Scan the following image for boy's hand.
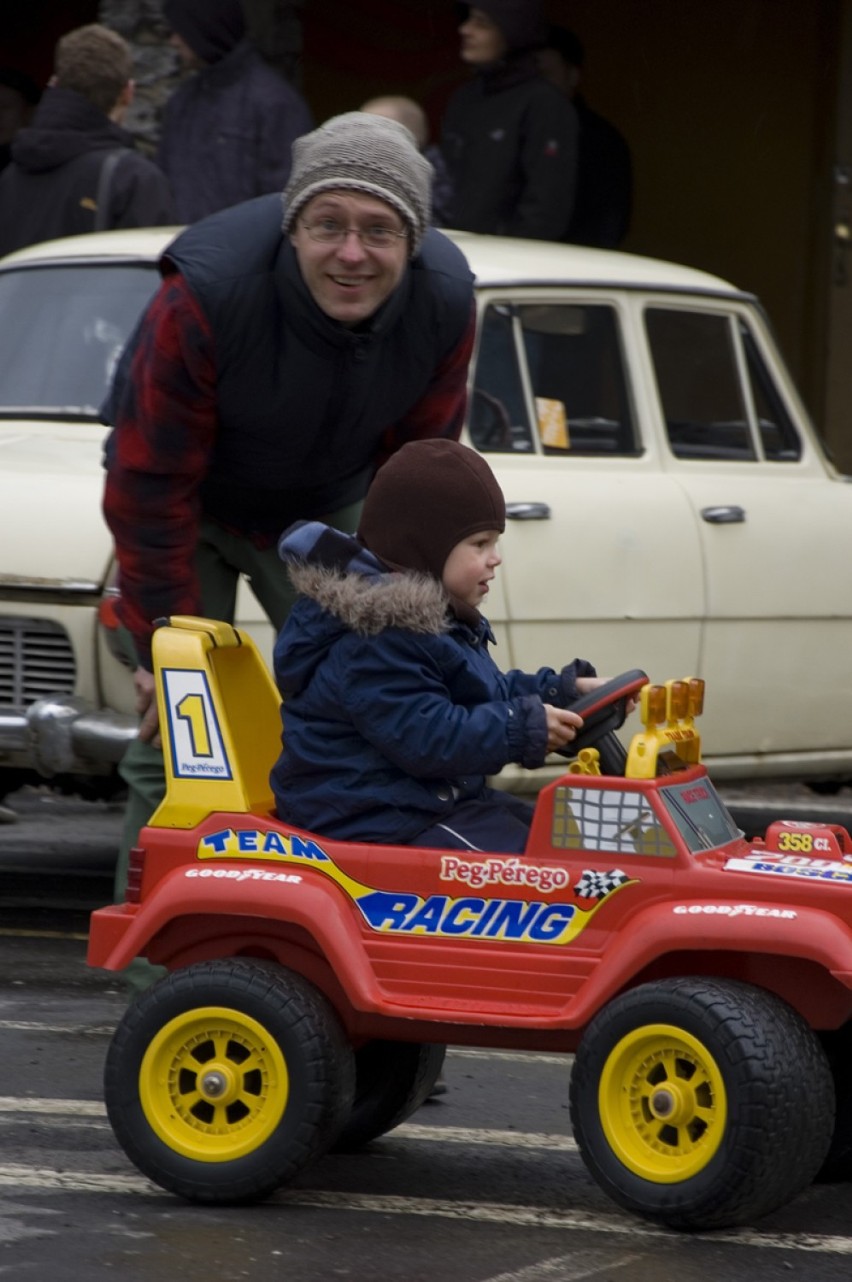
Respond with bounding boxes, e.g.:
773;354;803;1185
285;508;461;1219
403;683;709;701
543;703;583;752
576;675;639;715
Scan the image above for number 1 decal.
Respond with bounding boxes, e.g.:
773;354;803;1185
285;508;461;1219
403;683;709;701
162;669;233;781
176;693;212;758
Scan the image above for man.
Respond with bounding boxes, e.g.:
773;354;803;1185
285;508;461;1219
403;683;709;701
441;0;577;240
157;0;313;222
0;25;174;257
538;25;632;248
102;112;476;968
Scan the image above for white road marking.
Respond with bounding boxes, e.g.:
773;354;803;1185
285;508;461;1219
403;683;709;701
0;1166;846;1258
483;1251;640;1282
0;1107;845;1256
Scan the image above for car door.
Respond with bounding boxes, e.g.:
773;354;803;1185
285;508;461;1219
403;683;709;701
465;292;704;687
642;297;852;758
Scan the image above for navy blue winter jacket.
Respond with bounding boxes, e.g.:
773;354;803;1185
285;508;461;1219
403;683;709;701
157;40;313;222
270;522;596;843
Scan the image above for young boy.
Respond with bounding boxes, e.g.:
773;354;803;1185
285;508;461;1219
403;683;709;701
271;439;603;854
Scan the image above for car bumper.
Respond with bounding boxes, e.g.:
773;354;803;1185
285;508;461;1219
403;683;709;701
0;697;137;777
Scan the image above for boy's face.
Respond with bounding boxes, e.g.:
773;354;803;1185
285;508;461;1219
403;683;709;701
442;530;502;608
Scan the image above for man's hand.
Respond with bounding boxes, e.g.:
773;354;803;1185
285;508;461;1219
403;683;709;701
543;703;583;752
133;666;161;748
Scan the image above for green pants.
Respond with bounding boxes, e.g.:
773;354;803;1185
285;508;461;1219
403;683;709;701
113;506;362;992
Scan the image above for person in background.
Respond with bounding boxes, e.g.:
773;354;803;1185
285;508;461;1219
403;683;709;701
0;26;174;258
537;25;632;249
441;0;577;241
0;68;41;172
157;0;313;222
102;111;476;992
361;94;454;227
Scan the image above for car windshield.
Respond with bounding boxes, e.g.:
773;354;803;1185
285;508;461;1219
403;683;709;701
0;261;159;418
659;777;742;852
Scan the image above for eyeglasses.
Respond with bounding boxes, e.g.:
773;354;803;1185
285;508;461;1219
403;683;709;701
300;217;408;249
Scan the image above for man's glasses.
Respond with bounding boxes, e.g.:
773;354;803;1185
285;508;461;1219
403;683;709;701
300;217;408;249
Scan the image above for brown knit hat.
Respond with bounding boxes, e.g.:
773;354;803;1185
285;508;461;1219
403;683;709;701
358;440;505;580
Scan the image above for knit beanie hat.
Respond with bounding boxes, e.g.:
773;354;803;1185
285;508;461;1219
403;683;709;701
457;0;547;53
358;440;505;580
283;112;433;256
162;0;246;65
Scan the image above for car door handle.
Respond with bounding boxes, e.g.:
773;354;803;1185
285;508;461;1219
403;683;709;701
700;505;746;524
506;502;552;520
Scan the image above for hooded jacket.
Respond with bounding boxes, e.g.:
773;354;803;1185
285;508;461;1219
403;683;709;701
442;0;577;240
157;29;313;222
270;521;595;843
0;85;175;257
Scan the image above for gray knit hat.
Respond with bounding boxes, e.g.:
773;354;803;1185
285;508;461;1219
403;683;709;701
282;112;433;256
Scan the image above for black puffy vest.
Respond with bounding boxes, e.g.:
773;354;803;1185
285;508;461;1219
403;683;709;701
162;194;474;534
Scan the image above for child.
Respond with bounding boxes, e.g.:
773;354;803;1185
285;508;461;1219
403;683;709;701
271;439;603;854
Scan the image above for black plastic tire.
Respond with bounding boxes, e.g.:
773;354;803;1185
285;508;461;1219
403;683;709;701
817;1021;852;1181
569;977;834;1230
331;1041;446;1152
104;959;355;1204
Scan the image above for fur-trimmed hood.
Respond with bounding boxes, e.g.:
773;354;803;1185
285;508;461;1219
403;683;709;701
277;519;470;700
288;561;451;637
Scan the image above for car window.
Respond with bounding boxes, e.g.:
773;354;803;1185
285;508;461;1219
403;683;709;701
469;301;639;457
739;320;802;461
551;784;677;858
645;307;757;460
0;263;159;418
658;778;742;852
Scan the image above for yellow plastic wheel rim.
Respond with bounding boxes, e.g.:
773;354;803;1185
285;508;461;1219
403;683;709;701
139;1006;289;1163
598;1022;727;1183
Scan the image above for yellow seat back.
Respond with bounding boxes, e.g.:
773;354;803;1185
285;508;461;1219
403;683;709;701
149;617;281;828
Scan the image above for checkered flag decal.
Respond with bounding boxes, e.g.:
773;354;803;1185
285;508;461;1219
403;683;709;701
574;869;630;900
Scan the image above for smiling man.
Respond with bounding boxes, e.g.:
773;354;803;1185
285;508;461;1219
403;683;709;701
101;112;475;955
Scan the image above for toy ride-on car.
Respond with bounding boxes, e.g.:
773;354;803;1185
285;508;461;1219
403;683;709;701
87;617;852;1230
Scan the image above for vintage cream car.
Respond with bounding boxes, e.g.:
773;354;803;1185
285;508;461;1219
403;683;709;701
0;227;850;800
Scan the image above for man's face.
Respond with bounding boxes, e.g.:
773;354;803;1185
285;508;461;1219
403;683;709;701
290;191;409;327
459;9;508;66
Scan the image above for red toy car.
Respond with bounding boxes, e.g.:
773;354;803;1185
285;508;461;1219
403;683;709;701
87;617;852;1229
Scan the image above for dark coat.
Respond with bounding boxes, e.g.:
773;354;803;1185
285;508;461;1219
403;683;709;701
0;86;175;257
441;55;577;240
270;521;595;843
157;40;313;222
566;95;632;249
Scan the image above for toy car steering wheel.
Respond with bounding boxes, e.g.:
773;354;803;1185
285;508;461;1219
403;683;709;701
555;669;649;774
